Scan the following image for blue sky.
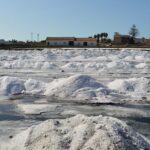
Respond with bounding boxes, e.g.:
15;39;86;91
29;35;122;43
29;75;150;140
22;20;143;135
0;0;150;41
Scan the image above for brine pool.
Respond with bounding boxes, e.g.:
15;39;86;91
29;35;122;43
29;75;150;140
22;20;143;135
0;94;149;143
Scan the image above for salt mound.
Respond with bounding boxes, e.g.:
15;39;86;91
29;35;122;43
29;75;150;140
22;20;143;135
24;79;46;94
61;63;84;72
108;77;150;96
135;55;145;61
45;75;108;98
0;76;47;96
0;76;25;96
106;61;131;70
135;63;148;69
6;115;150;150
42;62;59;70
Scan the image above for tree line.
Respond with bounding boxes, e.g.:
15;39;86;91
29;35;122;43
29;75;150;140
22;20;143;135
94;33;111;45
93;24;140;45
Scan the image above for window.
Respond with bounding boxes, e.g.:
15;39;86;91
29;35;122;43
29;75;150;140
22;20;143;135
69;41;74;46
83;42;88;46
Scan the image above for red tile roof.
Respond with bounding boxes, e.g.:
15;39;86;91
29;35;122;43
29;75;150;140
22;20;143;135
46;37;96;42
75;38;96;42
46;37;75;41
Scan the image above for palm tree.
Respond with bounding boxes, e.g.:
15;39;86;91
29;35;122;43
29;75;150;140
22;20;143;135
104;33;108;39
94;34;100;45
100;33;103;41
100;33;108;42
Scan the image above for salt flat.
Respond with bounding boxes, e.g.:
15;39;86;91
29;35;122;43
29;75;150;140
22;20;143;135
0;48;150;149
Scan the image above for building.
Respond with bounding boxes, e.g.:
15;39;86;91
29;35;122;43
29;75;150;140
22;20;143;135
74;38;97;46
46;37;97;47
134;38;145;44
144;38;150;45
0;39;13;45
0;39;6;44
114;32;146;45
113;32;130;44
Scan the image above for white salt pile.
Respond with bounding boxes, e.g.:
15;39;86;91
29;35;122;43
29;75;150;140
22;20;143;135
0;76;46;96
108;77;150;97
61;63;84;72
0;76;25;96
0;75;113;100
1;75;150;101
0;49;150;73
135;63;148;69
45;75;111;99
24;79;46;94
1;75;150;102
3;114;150;150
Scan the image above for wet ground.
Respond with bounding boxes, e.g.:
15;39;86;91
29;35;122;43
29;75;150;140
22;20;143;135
0;48;150;144
0;93;150;142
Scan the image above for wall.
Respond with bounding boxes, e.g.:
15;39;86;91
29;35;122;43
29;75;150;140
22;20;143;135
47;40;97;46
144;39;150;45
113;35;122;44
47;41;69;46
0;39;6;44
74;41;97;46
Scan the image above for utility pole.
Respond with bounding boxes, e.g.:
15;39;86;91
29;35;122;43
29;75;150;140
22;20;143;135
31;32;33;42
37;33;40;42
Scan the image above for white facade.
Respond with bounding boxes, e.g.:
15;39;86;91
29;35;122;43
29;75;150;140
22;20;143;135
74;41;97;46
0;39;6;44
135;38;144;44
47;41;69;46
46;37;97;47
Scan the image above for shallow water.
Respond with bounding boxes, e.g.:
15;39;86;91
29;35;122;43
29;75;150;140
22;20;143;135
0;94;149;140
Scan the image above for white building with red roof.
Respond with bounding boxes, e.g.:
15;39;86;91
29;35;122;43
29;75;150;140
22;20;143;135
46;37;97;46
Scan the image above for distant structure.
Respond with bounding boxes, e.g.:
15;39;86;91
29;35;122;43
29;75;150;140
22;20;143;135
113;32;145;45
37;33;40;42
0;39;12;45
31;32;33;42
134;38;145;44
0;39;6;44
46;37;97;47
144;38;150;45
113;32;130;44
